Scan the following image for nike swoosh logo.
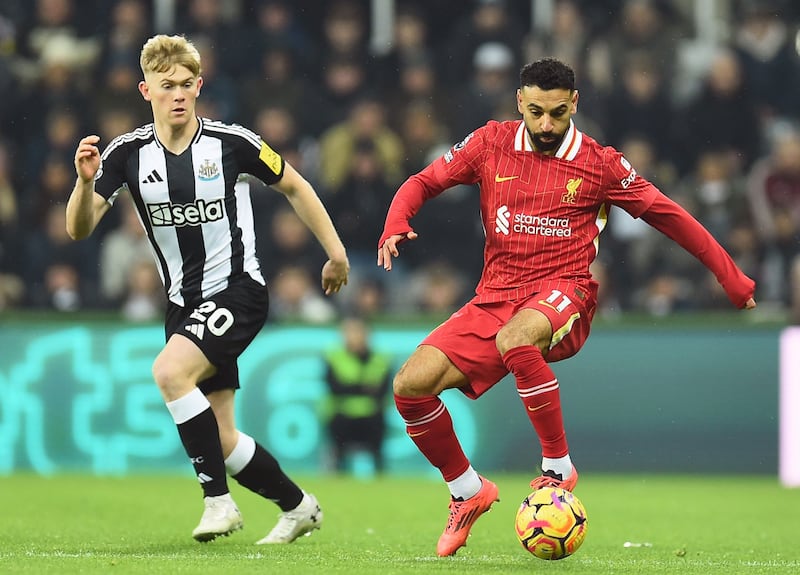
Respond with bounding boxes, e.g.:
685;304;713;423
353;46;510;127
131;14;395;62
408;429;430;438
528;402;552;412
495;174;519;183
538;301;560;313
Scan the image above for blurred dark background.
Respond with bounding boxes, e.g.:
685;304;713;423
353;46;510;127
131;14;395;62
1;0;800;324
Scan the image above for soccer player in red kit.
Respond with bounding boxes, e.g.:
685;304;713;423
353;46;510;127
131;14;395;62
377;58;757;557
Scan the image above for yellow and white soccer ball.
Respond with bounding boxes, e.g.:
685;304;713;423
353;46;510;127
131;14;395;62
514;486;588;560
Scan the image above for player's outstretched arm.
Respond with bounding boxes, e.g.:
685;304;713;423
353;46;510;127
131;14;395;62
273;162;349;294
66;135;111;240
640;193;757;310
377;159;456;270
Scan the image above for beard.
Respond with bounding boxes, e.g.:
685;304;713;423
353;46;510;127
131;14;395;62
528;128;565;152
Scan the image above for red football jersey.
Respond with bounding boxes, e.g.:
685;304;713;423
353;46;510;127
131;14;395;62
382;120;658;303
381;119;755;307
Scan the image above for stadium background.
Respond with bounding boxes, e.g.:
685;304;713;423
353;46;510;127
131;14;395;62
0;0;797;479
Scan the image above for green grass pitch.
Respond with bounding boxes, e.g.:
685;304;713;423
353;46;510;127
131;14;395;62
1;473;798;574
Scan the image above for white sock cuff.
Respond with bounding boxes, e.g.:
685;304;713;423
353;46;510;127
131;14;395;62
542;454;573;477
446;465;482;500
225;432;256;475
165;388;210;424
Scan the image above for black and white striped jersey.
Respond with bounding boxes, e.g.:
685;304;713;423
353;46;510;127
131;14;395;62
94;117;284;306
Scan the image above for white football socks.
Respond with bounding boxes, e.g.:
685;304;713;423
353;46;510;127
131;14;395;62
542;455;573;479
447;465;483;500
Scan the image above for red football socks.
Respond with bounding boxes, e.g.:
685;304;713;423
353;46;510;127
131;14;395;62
394;394;470;481
503;345;569;458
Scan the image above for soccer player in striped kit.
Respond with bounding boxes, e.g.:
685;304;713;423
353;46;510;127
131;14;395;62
378;57;756;557
67;35;349;544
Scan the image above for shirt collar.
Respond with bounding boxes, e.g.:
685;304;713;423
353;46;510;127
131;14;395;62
514;119;582;160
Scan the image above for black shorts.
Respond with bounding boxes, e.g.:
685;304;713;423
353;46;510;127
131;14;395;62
165;276;269;394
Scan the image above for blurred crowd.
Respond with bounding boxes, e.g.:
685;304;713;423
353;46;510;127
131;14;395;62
1;0;800;323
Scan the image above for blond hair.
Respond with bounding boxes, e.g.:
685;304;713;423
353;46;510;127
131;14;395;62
139;34;202;77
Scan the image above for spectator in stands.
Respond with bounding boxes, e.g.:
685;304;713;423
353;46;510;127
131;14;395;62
602;51;672;160
0;12;20;136
449;42;517;138
585;0;685;101
183;0;247;79
240;43;309;130
270;263;338;324
22;154;75;231
23;99;85;183
251;104;306;172
96;107;139;148
601;136;675;311
310;55;370;136
0;139;24;309
0;139;18;229
372;4;432;93
92;58;151;127
120;259;164;322
318;96;404;193
258;205;327;285
673;47;761;176
442;0;526;85
25;204;97;309
325;137;401;315
398;100;451;176
523;0;589;81
18;0;85;62
747;126;800;306
317;0;369;66
98;195;153;306
733;1;800;125
99;0;151;71
674;150;751;248
328;138;396;258
192;37;237;123
408;261;470;316
17;35;94;186
385;52;451;146
248;0;315;74
345;277;386;319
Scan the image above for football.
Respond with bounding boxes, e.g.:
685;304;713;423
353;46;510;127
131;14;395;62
514;486;588;560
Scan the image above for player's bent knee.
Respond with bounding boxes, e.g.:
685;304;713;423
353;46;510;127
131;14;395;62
496;321;549;356
393;367;438;398
496;327;528;356
151;356;189;399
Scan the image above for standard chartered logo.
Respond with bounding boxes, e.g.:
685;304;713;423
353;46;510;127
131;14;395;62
494;205;573;237
495;205;511;235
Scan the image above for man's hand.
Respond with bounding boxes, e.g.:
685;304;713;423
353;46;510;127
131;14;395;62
321;258;349;295
74;135;101;182
378;231;418;271
743;297;757;310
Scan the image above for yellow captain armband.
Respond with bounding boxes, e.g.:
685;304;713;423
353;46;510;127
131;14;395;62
258;141;282;176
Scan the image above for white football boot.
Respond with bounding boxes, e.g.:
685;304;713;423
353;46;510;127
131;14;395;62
256;492;323;544
192;493;244;542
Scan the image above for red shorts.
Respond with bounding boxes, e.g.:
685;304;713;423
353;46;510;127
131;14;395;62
421;281;597;399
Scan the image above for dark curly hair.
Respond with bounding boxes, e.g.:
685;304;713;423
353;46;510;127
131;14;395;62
519;58;575;91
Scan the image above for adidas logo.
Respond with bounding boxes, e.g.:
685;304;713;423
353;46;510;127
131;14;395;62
142;169;164;184
185;323;205;340
197;473;214;484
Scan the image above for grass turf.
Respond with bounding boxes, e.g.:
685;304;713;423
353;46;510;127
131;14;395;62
1;473;798;574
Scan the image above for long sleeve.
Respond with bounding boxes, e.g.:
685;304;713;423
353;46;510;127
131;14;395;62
377;162;450;248
640;192;755;308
